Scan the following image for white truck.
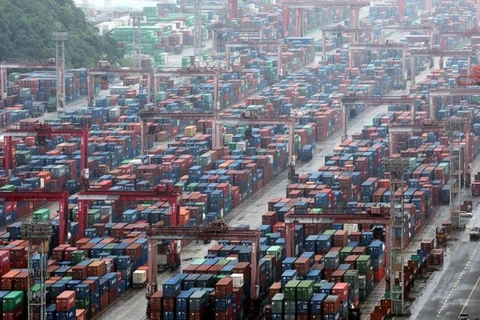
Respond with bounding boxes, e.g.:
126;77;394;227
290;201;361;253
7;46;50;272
132;270;148;288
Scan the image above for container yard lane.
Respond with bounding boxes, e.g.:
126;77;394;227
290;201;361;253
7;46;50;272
408;151;480;320
412;233;480;319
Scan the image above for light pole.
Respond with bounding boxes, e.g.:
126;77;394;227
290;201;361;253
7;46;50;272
445;117;467;229
21;222;53;320
383;157;410;316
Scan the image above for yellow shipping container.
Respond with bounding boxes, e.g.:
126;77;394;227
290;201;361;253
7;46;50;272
184;125;197;137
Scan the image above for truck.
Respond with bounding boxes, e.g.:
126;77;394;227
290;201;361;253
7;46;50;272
436;226;447;245
157;241;181;271
299;145;313;162
132;270;148;288
470;227;480;241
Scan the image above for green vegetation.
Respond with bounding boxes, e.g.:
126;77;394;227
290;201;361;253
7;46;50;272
0;0;122;67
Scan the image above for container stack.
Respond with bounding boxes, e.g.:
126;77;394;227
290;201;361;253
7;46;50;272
215;277;234;320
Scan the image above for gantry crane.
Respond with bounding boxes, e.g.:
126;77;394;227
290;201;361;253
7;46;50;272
440;29;480;38
387;119;447;158
77;184;182;250
225;40;285;77
409;48;473;83
0;59;57;101
342;93;416;116
87;65;153;106
152;67;222;108
0;191;70;244
381;25;433;45
320;26;375;59
428;87;474;166
340;93;417;140
137;110;217;154
284;209;391;259
211;22;269;57
348;43;408;80
216;112;297;167
3;122;89;187
147;223;262;316
279;0;371;38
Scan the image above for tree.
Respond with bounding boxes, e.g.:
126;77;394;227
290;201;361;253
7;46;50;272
0;0;122;67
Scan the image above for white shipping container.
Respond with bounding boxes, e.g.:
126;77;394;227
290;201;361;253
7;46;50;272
133;270;147;285
157;254;168;266
224;134;233;144
344;224;359;233
109;108;121;118
100;206;113;217
236;141;247;151
231;273;244;288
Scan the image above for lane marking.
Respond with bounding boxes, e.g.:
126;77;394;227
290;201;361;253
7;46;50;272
459;272;480;316
437;243;480;317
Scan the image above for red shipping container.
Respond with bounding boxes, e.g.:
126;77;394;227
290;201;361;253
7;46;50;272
100;292;109;311
323;295;340;314
76;309;87;320
150;310;162;320
189;309;207;320
1;270;21;290
109;286;117;303
215;277;233;298
9;247;26;260
2;305;24;320
56;291;76;311
332;283;349;302
294;257;311;276
331;269;346;283
150;290;163;312
215;305;233;320
125;243;142;261
0;250;11;277
72;266;88;280
12;272;29;291
87;261;107;277
64;247;78;261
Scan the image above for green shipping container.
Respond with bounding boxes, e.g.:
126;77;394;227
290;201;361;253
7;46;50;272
284;280;301;300
72;250;88;265
33;208;51;222
87;209;101;225
339;247;353;263
102;243;117;254
76;298;90;309
192;259;206;265
323;230;336;236
356;255;372;272
296;280;314;301
0;185;16;191
344;270;360;288
266;246;283;261
3;291;24;311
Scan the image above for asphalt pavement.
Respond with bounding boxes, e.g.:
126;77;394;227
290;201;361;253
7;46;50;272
407;154;480;320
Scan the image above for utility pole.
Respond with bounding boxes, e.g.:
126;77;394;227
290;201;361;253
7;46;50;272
52;32;68;118
446;117;467;229
104;0;113;19
383;157;410;316
131;12;144;68
21;222;53;320
193;0;202;64
82;0;89;13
